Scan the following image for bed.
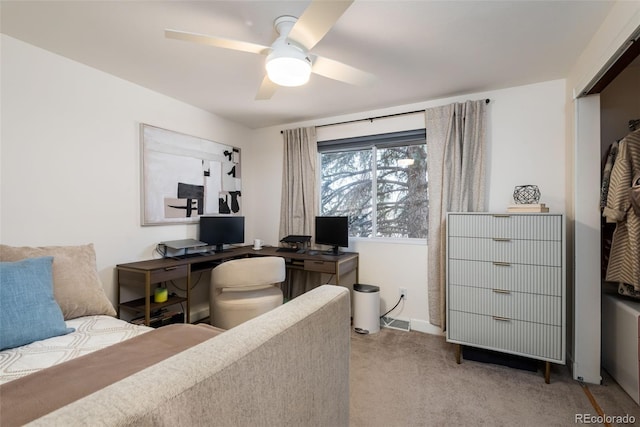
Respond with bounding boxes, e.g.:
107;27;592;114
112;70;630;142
0;243;351;426
0;315;153;385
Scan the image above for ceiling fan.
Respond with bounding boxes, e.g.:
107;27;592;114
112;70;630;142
165;0;375;100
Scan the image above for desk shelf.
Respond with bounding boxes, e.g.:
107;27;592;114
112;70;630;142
116;262;193;327
119;295;187;314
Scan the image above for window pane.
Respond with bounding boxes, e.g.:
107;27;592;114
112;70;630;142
320;139;428;240
320;150;372;237
376;145;428;238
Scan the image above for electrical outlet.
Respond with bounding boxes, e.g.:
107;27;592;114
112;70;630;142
399;287;407;300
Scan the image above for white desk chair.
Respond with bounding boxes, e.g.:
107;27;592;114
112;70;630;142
209;256;285;329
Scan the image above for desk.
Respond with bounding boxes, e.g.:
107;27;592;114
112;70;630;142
116;246;359;326
251;247;359;286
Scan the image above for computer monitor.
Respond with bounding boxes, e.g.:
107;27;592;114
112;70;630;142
199;216;245;253
315;216;349;255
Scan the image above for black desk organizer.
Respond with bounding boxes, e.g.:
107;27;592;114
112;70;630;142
279;235;311;252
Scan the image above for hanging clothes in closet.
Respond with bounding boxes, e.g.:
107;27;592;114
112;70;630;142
603;127;640;295
601;140;619;277
601;141;619;209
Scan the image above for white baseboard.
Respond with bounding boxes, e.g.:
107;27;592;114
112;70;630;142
189;306;210;323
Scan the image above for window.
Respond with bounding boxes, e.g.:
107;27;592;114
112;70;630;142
318;129;427;239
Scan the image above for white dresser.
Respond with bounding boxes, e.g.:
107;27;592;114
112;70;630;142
446;212;565;383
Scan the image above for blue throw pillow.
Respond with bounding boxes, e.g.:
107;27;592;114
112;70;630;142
0;256;74;350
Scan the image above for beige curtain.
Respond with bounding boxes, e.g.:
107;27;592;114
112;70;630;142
425;100;487;328
279;127;321;299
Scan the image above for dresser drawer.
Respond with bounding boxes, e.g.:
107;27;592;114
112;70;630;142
448;259;562;296
447;311;563;362
448;213;562;240
448;237;562;266
304;259;336;274
448;285;562;325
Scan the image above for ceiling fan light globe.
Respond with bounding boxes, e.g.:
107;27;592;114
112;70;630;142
266;49;312;87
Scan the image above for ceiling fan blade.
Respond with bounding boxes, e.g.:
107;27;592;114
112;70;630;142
255;76;279;100
165;29;270;55
312;56;376;87
288;0;354;50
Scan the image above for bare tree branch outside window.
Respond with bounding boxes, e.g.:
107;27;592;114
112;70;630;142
321;144;427;239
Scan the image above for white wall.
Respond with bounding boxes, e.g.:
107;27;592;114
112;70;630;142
248;79;567;334
1;35;252;320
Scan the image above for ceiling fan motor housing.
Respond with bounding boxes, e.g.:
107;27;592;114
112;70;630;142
266;16;312;87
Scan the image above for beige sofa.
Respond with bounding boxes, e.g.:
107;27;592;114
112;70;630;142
30;285;351;426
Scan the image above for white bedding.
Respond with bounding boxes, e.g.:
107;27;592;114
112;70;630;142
0;315;152;384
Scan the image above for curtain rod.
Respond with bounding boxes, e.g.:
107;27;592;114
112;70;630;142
280;98;490;134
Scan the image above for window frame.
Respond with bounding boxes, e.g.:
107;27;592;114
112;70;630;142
317;129;427;242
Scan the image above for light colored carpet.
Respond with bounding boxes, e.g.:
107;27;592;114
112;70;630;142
350;328;640;426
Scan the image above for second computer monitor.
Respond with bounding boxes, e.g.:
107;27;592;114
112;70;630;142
315;216;349;255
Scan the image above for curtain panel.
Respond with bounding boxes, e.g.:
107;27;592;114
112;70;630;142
425;100;487;328
279;127;321;298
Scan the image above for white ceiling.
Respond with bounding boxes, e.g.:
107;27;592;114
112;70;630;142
1;1;616;129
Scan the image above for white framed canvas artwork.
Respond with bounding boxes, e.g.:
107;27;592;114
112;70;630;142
141;124;241;225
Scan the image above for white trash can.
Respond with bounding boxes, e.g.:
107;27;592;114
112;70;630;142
353;283;380;334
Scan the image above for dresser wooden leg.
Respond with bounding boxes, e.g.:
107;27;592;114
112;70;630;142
544;361;551;384
455;344;461;364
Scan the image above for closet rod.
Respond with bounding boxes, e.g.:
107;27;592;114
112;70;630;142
280;98;490;134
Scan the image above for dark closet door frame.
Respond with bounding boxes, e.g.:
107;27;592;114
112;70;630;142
583;31;640;96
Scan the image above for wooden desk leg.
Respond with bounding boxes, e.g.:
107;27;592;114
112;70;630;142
116;270;121;319
186;269;191;324
544;361;551;384
455;344;461;364
144;272;151;326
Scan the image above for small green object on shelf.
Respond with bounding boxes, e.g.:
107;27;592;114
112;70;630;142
154;287;168;303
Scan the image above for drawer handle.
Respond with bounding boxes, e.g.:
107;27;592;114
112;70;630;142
312;261;325;265
493;261;511;267
492;288;511;294
492;214;511;218
492;316;511;322
492;238;511;242
164;267;178;271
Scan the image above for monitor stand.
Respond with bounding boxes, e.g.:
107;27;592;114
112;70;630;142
325;246;343;256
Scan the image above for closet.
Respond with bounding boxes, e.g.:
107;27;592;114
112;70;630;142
598;53;640;404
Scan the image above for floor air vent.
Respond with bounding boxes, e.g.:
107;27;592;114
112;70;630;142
380;316;410;332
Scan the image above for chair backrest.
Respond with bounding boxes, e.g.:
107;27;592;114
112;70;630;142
211;257;286;291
